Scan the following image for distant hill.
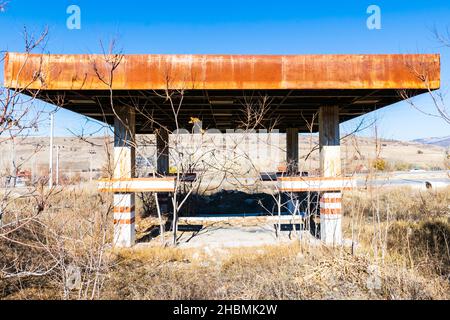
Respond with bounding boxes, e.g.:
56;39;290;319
413;136;450;148
0;134;448;177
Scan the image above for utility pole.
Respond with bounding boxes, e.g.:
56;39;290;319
56;146;60;186
89;149;96;183
32;149;37;184
49;113;54;188
10;138;16;187
32;143;41;184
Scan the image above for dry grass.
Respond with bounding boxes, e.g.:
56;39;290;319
344;186;450;221
101;244;449;300
0;186;114;300
387;220;450;276
1;186;449;300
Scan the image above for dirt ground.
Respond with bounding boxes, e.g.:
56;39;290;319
165;227;320;249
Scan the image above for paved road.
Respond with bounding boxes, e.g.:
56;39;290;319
354;170;449;189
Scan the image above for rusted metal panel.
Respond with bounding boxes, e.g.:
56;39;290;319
4;53;440;91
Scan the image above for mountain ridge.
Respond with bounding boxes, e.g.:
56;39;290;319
413;135;450;148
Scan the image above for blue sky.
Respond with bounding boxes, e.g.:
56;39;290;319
0;0;449;140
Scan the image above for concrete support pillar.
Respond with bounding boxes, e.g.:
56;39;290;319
286;128;299;175
156;129;170;214
113;106;136;247
319;106;341;177
113;193;136;247
319;106;342;245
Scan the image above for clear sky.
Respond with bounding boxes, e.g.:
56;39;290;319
1;0;449;140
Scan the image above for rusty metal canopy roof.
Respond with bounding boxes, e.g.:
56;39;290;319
4;53;440;132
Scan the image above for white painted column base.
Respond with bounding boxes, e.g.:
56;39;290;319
320;192;342;246
113;193;136;248
320;214;342;246
113;107;136;248
321;145;341;177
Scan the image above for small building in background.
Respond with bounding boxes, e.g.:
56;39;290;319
3;170;31;188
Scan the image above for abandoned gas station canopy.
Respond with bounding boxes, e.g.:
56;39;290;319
3;53;440;132
3;52;441;247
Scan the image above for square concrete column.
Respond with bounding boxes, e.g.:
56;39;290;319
286;128;299;175
113;106;136;247
319;106;342;245
156;128;170;214
319;106;341;177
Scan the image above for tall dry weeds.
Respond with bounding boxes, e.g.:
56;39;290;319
1;187;449;300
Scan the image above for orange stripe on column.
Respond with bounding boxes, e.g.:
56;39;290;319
114;217;136;225
320;198;342;204
114;206;136;213
320;208;342;214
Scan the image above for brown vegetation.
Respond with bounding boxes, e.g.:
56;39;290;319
1;187;449;300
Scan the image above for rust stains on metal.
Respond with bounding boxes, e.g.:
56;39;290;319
4;53;440;91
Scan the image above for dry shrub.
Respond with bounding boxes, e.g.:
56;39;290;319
372;158;387;171
1;187;114;300
101;244;449;300
136;192;157;218
2;187;449;300
0;221;59;299
345;187;450;221
387;219;450;276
